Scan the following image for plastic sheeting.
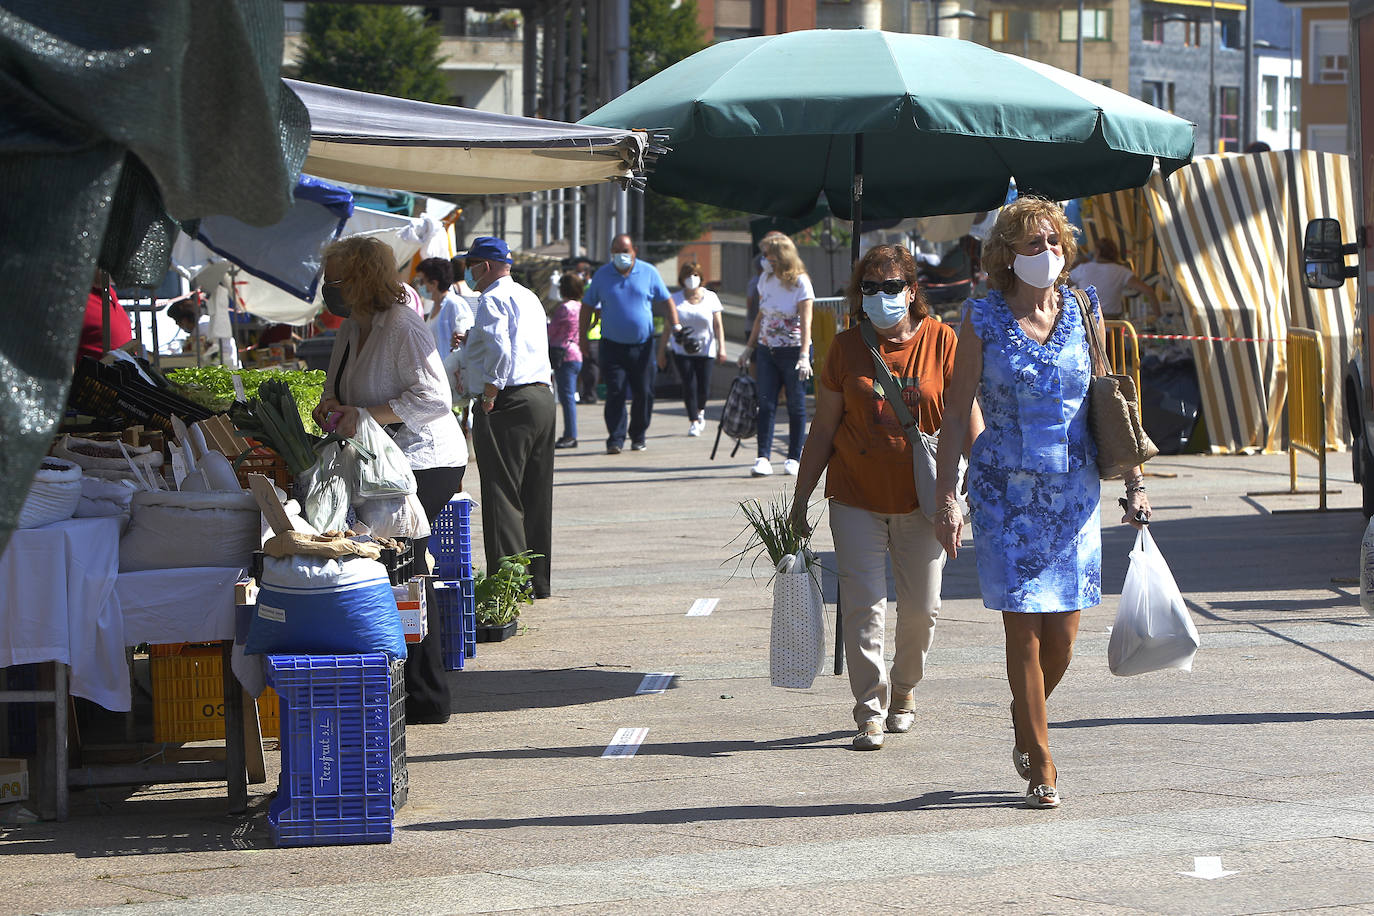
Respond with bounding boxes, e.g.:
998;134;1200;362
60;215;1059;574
0;1;308;553
193;175;354;301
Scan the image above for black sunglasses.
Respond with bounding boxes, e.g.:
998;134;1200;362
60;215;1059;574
859;279;907;296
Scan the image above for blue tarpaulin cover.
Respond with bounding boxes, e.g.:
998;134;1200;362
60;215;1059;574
193;175;354;301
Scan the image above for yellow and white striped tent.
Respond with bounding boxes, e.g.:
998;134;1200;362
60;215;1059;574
1082;151;1358;454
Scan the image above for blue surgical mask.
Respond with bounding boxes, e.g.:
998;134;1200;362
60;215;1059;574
612;252;634;271
862;292;909;328
414;280;430;298
465;263;484;290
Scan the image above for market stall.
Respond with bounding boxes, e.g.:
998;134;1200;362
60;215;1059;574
1079;150;1359;455
0;380;469;841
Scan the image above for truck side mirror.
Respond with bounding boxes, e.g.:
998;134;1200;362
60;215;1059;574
1303;217;1347;260
1305;259;1352;290
1302;218;1359;289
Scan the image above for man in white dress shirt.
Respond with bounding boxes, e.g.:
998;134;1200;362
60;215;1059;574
462;236;556;598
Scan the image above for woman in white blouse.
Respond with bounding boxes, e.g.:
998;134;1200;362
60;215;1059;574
313;235;466;725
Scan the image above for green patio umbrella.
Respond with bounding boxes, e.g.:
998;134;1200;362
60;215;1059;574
582;29;1195;262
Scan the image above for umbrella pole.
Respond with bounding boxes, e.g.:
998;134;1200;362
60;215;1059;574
850;134;864;267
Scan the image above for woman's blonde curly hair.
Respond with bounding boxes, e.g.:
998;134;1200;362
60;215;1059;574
982;196;1077;292
760;234;808;290
323;235;407;316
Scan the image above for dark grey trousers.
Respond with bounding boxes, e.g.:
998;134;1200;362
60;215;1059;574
473;383;556;597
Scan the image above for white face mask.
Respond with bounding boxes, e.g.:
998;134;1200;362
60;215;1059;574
683;275;701;290
1012;248;1065;289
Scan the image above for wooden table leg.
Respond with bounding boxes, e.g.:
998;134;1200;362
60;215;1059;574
221;641;247;814
242;689;266;785
32;662;70;821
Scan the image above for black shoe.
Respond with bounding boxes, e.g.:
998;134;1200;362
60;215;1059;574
606;442;623;454
406;708;451;726
555;437;578;449
631;441;647;451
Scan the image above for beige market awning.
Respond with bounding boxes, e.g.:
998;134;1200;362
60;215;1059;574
287;79;655;195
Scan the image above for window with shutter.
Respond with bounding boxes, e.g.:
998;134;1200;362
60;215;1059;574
1310;20;1349;84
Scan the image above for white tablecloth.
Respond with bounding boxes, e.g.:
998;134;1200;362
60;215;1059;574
0;518;126;710
1;516;244;712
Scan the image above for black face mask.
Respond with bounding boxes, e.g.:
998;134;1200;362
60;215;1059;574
322;283;351;318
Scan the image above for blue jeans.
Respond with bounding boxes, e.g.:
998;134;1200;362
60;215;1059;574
554;359;581;440
755;344;807;460
600;337;654;447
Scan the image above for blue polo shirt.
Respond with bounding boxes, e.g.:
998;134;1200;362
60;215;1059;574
583;260;670;344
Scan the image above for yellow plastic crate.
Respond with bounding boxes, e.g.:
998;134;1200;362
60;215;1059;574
150;651;279;741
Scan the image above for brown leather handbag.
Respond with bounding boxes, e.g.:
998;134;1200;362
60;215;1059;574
1074;289;1158;479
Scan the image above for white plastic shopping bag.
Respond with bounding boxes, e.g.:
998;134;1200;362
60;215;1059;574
1108;528;1199;676
348;411;417;499
770;549;826;689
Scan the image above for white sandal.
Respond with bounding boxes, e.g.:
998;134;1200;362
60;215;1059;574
1025;784;1060;809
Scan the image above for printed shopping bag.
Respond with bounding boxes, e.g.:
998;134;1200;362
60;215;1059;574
1108;528;1199;676
770;549;825;688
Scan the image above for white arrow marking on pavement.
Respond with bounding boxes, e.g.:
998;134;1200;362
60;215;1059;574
1179;856;1237;880
602;727;648;758
635;673;675;694
687;598;718;617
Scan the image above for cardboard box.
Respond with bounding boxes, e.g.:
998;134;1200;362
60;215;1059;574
0;758;29;803
394;581;428;644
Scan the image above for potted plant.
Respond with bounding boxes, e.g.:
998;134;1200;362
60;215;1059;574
474;550;540;641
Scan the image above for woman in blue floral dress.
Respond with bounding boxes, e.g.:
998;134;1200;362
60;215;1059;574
933;197;1152;810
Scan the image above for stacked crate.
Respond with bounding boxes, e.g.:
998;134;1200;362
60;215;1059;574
266;654;394;847
388;657;408;811
431;495;476;670
150;643;279;741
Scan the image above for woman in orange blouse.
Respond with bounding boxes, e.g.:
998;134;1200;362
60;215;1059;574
789;245;981;751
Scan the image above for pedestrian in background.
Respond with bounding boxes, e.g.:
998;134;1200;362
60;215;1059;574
658;261;726;437
463;236;556;600
549;272;584;449
788;245;976;751
738;233;814;477
581;234;678;454
1068;237;1160;322
414;256;473;365
933;197;1152;809
572;258;601;405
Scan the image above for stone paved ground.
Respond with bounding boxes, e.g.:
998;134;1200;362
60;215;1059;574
3;395;1373;916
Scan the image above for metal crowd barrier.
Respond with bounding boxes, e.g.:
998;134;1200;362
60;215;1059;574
1285;327;1329;509
1103;319;1141;395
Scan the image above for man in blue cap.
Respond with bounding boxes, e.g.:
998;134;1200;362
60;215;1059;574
462;236;555;598
580;234;679;454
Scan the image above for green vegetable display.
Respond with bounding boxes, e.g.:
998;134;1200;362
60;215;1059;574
229;379;323;477
168;367;325;434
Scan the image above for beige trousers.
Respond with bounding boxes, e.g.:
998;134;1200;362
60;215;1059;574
829;500;945;726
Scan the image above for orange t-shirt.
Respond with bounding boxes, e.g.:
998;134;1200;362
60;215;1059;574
820;318;959;515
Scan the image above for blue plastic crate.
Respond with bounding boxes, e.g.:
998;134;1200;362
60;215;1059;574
432;496;473;580
435;578;476;671
266;654;393;847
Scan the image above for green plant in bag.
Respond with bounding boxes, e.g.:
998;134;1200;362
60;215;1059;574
726;491;824;587
474;550;541;625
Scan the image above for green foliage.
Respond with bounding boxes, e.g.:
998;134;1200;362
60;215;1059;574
630;0;736;246
474;551;542;625
629;0;705;88
296;4;448;103
643;190;733;248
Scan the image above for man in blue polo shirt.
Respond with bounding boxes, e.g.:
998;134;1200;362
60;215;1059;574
580;234;677;454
